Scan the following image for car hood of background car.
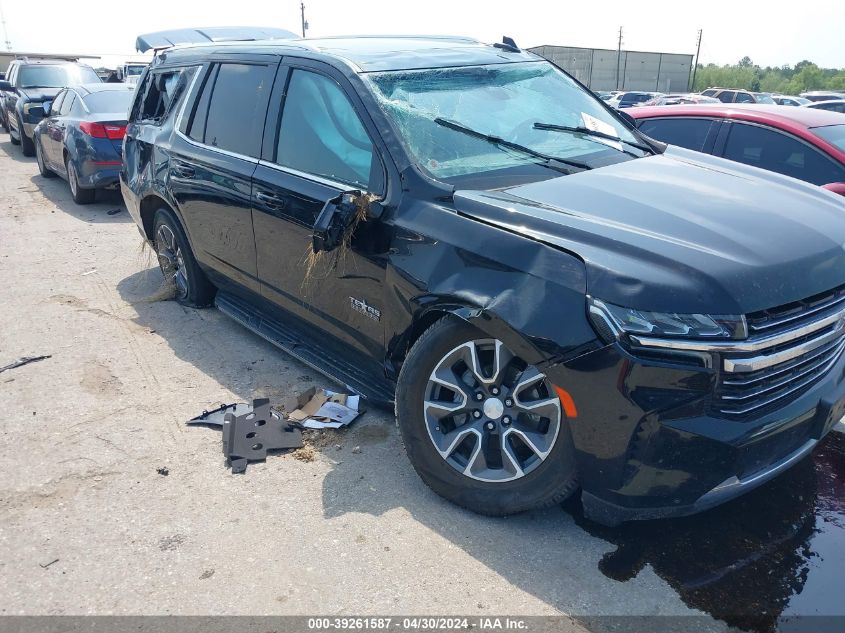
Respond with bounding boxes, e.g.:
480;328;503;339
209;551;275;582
18;87;61;102
453;145;845;315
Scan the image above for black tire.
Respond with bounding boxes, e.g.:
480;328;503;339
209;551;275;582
18;115;35;156
395;316;579;516
153;207;216;308
66;156;95;204
35;138;55;178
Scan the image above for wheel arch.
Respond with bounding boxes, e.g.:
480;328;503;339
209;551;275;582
389;300;558;379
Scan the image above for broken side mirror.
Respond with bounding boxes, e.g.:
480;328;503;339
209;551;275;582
312;191;382;254
822;182;845;197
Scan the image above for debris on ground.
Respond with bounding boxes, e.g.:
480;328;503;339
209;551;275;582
0;355;52;374
106;208;122;215
292;445;318;462
287;388;362;429
39;559;59;569
352;446;362;454
188;399;303;473
156;467;169;476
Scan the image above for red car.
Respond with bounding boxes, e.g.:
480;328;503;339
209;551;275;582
629;104;845;196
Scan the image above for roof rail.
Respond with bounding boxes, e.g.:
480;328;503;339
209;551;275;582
136;26;298;53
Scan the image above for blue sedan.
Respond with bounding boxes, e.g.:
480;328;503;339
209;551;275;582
33;83;134;204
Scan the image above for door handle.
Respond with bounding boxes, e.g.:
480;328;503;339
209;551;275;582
171;163;195;178
255;190;288;211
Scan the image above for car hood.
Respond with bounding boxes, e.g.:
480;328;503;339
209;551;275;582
18;87;61;102
453;146;845;314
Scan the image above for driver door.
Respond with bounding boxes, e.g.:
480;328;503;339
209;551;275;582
252;59;388;360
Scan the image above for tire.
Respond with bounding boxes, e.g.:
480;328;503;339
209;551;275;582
66;156;95;204
35;138;55;178
18;115;34;156
9;120;20;144
395;316;579;516
153;207;216;308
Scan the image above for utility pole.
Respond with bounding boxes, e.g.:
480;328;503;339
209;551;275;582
0;0;12;52
690;29;703;92
615;26;623;90
300;2;309;38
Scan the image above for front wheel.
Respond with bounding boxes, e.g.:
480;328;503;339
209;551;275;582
395;316;579;516
18;115;35;156
35;138;54;178
153;208;216;307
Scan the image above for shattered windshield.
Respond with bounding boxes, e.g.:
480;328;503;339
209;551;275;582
366;61;643;182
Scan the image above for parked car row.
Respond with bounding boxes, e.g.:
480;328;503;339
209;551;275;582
630;103;845;195
112;29;845;527
0;58;134;204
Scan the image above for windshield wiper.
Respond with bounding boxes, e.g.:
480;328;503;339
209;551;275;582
533;122;654;154
434;117;592;172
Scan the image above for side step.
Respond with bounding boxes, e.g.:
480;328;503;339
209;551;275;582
215;292;395;407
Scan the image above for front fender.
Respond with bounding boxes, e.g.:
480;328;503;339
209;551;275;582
385;200;602;375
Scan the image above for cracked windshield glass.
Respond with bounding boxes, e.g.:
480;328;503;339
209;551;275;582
366;61;646;181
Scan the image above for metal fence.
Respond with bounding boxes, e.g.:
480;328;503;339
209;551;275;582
529;45;693;93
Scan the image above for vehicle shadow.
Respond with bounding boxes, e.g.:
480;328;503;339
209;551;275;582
0;134;129;223
30;170;130;225
0;135;35;165
116;266;844;632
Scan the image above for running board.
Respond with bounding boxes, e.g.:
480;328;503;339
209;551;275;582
215;292;395;407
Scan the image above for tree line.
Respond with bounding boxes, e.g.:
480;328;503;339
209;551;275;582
692;58;845;95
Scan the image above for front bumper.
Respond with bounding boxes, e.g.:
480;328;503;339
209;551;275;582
548;341;845;526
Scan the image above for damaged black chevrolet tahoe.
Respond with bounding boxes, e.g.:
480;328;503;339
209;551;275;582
121;33;845;526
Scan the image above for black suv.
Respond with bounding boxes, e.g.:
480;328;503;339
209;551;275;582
0;59;101;155
122;33;845;526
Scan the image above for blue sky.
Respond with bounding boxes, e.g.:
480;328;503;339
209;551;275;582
1;0;843;69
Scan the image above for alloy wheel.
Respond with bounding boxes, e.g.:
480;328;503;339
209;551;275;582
423;338;561;483
155;224;189;298
68;161;79;196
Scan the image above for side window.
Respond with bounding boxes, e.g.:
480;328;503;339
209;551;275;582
50;91;66;116
736;92;755;104
723;123;845;186
637;117;715;152
59;93;76;116
275;69;375;189
196;63;273;157
717;91;736;103
132;67;194;124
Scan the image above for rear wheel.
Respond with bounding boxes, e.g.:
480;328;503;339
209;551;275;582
66;157;95;204
35;138;54;178
396;316;579;515
153;207;216;307
18;115;34;156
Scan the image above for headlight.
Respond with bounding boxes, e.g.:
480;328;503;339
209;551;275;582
588;297;747;340
22;103;43;115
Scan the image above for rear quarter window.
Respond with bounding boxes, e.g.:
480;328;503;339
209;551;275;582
130;67;196;125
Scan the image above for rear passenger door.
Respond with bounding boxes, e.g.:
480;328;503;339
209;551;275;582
251;59;388;359
169;58;279;295
716;122;845;186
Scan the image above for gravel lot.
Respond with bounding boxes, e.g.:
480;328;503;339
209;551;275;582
1;134;841;632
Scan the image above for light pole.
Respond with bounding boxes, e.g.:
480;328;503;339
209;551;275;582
615;27;623;90
690;29;702;92
300;2;309;38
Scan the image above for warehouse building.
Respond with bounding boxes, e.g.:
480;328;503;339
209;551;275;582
529;45;694;92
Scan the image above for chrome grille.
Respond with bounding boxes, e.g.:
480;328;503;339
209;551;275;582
714;288;845;418
746;284;845;335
